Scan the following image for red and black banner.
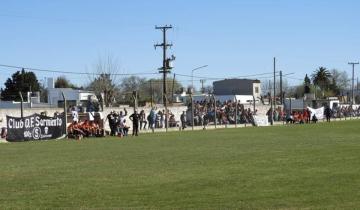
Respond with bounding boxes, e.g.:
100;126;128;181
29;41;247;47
6;113;66;142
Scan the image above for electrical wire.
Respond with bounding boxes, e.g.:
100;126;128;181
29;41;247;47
0;64;158;76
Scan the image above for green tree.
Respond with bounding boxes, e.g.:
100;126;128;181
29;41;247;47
55;76;79;89
118;77;183;105
304;74;311;94
117;76;147;105
287;84;305;99
140;78;183;104
1;69;40;101
311;67;332;97
120;76;147;94
329;69;349;95
304;74;311;85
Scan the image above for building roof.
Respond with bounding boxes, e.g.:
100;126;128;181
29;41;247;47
213;78;261;84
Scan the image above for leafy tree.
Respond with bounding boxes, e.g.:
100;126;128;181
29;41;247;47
304;74;311;94
116;76;147;105
113;76;183;105
120;76;147;94
311;67;332;97
329;69;349;95
55;76;79;89
287;84;305;99
1;69;40;101
144;78;183;103
304;74;311;85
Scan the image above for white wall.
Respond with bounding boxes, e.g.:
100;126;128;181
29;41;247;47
0;104;273;130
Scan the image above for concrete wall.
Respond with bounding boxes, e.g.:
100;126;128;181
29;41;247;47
0;104;273;130
0;106;188;130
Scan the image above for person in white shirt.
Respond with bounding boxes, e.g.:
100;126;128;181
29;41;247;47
117;108;127;136
71;107;79;123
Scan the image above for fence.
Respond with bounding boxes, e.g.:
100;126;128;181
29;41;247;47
2;95;359;139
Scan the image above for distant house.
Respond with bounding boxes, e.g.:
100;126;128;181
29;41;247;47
213;79;261;100
0;78;99;109
47;78;98;108
0;91;49;109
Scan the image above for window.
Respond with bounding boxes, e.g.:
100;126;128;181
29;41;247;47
255;87;259;94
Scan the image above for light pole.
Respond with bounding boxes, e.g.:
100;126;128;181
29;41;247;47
191;65;208;92
190;65;208;130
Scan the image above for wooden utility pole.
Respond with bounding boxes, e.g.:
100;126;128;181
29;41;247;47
269;80;273;126
280;70;283;105
348;62;359;105
171;73;176;104
155;25;175;131
273;57;276;108
150;80;154;108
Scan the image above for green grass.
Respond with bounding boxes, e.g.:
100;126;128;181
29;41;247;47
1;121;360;209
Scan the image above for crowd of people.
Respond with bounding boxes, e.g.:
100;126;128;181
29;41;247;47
3;101;359;141
187;100;258;127
67;106;104;139
102;101;259;137
101;103;360;138
265;105;360;125
68;120;104;139
105;108;180;137
331;105;360;118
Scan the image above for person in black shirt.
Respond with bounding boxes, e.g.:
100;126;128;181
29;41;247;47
324;105;332;122
129;110;140;136
180;111;187;130
107;111;116;136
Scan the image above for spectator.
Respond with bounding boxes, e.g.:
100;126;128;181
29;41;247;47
129;110;140;136
106;111;117;136
139;110;147;130
180;111;186;130
324;106;332;122
148;108;156;132
71;107;79;123
312;115;318;123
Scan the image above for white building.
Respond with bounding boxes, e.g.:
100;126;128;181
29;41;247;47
47;78;98;108
213;79;262;102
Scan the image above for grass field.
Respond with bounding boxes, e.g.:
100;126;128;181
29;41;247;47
1;121;360;209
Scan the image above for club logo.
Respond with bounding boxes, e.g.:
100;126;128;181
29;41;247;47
32;127;41;140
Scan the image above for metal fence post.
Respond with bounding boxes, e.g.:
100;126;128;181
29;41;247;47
61;92;68;137
253;95;256;113
235;100;238;128
19;92;24;118
214;95;217;129
191;93;194;131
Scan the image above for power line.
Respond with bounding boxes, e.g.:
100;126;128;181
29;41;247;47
176;72;279;81
282;75;303;81
0;64;158;76
0;63;293;82
0;13;91;23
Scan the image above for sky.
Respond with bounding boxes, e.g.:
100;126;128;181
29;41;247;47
0;0;359;90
